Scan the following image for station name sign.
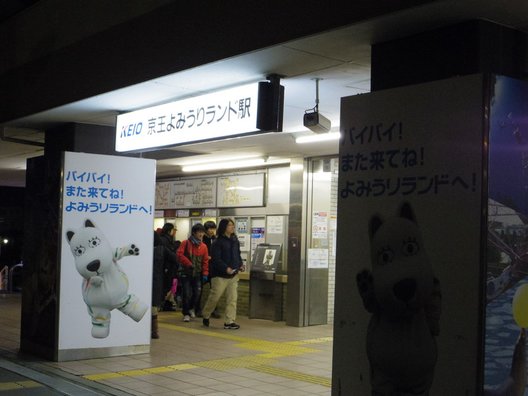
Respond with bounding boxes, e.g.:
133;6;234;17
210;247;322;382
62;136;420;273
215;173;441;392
115;82;280;152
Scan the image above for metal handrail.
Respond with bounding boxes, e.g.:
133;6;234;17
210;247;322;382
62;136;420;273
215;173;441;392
9;262;23;292
0;265;8;291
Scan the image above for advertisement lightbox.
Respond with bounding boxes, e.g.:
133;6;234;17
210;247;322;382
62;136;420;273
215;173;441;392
333;74;485;394
58;152;156;360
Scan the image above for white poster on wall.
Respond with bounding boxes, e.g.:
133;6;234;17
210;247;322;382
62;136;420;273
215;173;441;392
333;75;485;394
307;248;329;269
236;218;249;234
238;234;250;252
59;152;156;351
267;216;283;234
312;211;328;239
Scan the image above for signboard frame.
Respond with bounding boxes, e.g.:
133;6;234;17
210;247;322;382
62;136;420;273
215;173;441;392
58;151;155;360
252;243;281;273
217;173;265;208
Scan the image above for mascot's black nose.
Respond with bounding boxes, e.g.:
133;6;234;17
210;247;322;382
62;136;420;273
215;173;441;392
393;278;417;302
87;260;100;273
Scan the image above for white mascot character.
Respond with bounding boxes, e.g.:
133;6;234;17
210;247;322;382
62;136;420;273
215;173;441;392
66;219;148;338
356;202;441;395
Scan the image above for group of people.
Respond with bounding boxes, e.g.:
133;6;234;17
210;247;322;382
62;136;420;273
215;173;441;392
151;218;245;338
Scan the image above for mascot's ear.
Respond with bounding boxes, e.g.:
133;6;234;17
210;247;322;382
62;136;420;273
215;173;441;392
85;219;96;228
66;231;75;242
399;202;417;223
369;215;383;240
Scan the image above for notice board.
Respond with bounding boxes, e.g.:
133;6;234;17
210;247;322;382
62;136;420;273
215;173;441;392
155;181;172;209
172;178;216;208
217;173;265;207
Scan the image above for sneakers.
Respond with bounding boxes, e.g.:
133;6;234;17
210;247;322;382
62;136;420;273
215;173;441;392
224;322;240;330
162;300;177;311
202;318;209;327
183;315;191;322
189;309;196;318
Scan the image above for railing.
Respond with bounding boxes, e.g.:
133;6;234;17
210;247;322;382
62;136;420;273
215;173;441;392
9;262;23;292
0;262;23;292
0;265;8;291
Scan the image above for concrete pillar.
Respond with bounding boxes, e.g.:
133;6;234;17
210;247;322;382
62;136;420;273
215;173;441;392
371;19;527;92
20;123;125;360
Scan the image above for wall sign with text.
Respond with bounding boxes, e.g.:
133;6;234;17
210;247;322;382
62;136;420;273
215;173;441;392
115;80;284;152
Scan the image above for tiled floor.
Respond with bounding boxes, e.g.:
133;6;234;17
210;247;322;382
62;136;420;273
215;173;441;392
0;293;333;395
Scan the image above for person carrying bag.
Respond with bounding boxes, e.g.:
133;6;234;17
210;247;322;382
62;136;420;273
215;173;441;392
177;223;209;322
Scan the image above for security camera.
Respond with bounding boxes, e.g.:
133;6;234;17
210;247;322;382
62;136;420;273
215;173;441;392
303;111;331;133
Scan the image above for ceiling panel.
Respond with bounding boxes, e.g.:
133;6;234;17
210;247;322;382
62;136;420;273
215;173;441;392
4;0;528;186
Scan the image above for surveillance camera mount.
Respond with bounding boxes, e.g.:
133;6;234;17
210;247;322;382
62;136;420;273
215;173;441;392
303;78;331;133
307;77;322;113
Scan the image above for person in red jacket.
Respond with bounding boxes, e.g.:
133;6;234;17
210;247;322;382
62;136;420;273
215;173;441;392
177;223;209;322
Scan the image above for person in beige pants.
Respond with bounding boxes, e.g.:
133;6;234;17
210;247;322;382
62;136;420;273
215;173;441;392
202;218;245;329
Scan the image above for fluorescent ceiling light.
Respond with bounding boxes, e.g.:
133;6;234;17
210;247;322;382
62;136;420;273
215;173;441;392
295;132;341;144
182;158;265;172
180;153;261;166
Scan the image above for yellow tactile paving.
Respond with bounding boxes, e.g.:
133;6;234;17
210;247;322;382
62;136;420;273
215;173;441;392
142;366;176;374
287;336;333;345
0;383;21;391
84;372;124;381
160;322;325;356
83;322;332;388
192;354;275;370
235;339;318;356
158;321;248;342
0;380;42;390
165;363;199;371
17;380;42;388
84;363;199;381
250;364;331;387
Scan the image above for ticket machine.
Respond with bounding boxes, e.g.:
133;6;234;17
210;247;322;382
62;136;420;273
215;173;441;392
249;243;282;320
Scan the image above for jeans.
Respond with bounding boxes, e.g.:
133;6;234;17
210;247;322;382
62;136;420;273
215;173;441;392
181;274;202;315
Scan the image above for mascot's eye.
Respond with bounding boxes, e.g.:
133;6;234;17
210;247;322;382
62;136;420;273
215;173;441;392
88;237;101;248
402;238;420;256
377;247;394;265
74;245;86;256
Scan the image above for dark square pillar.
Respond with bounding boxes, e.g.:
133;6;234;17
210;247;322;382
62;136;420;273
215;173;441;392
372;20;528;91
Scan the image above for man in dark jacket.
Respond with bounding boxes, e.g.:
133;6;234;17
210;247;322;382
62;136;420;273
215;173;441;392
202;218;245;329
202;221;216;262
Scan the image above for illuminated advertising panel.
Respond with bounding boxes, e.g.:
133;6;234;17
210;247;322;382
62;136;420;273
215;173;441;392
116;83;260;152
58;152;155;358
